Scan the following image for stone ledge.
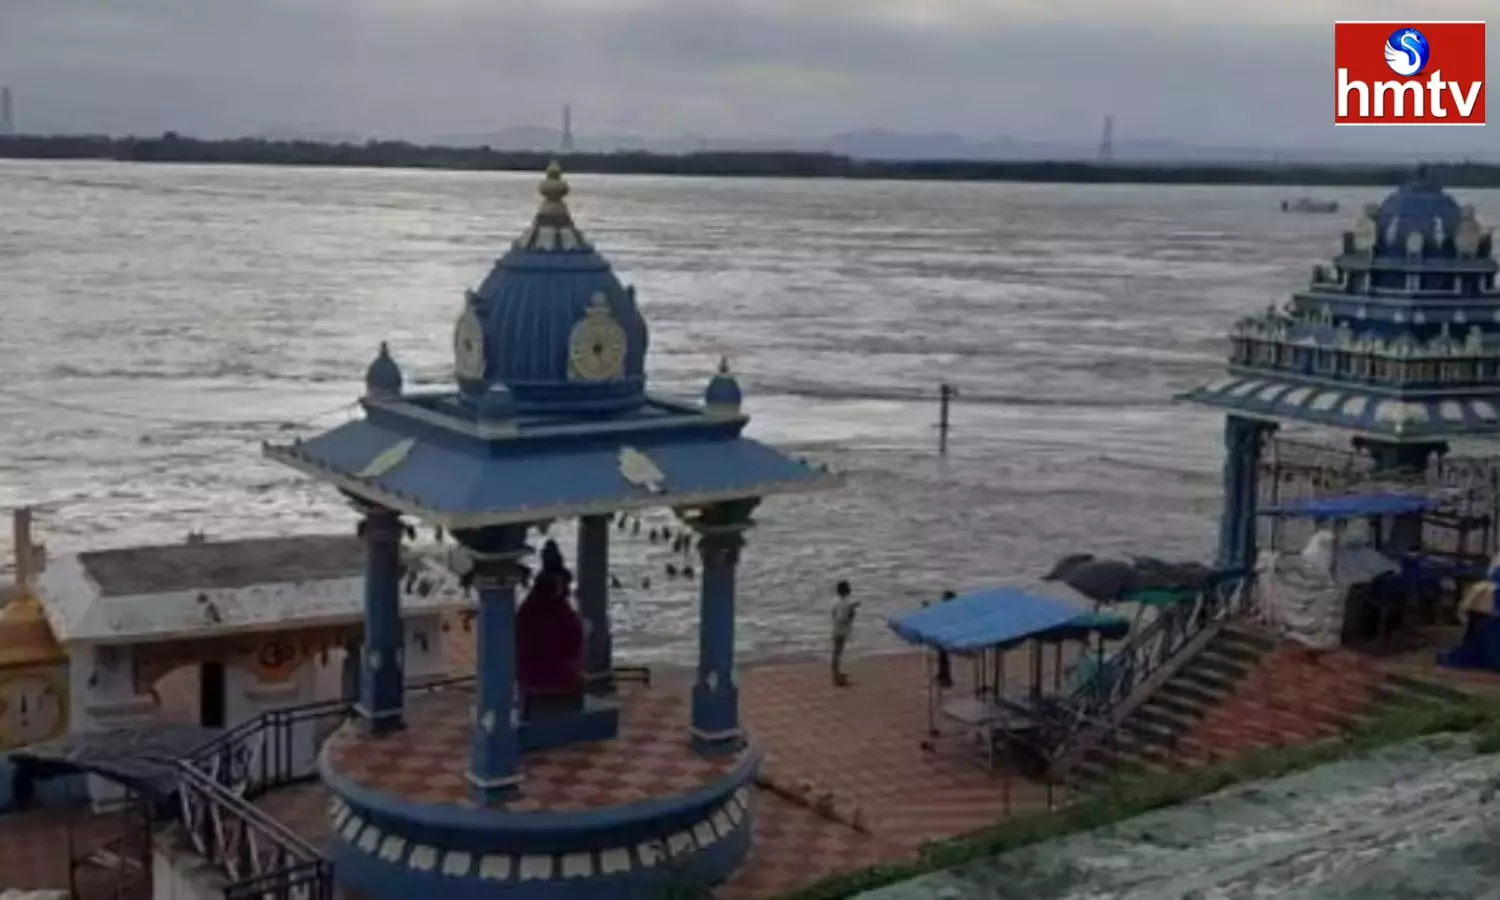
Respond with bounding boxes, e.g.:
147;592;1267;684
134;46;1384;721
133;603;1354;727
755;766;869;834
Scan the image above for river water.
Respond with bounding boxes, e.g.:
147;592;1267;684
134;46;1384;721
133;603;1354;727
1;161;1496;662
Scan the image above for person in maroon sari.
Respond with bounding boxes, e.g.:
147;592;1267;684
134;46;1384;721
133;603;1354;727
515;539;586;715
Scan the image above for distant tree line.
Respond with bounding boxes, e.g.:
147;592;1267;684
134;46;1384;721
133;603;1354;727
2;132;1499;188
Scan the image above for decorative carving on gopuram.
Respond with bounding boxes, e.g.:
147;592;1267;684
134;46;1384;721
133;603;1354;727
1181;171;1500;444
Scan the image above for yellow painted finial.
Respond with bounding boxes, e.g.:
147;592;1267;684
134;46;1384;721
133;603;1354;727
0;587;67;667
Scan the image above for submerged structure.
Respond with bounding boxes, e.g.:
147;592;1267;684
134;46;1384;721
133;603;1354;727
263;163;838;898
1181;172;1498;566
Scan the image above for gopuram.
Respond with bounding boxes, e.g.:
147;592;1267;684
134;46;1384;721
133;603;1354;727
263;163;839;899
1182;171;1497;567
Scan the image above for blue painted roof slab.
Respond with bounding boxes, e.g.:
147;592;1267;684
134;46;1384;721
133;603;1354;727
267;163;840;526
264;392;840;529
1177;373;1500;442
887;586;1095;652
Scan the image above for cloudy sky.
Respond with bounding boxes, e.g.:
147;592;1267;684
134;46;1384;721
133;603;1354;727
0;0;1494;154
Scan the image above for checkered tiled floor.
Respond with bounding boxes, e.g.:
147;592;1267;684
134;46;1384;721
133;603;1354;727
255;643;1061;897
324;684;747;811
717;791;908;900
740;650;1057;849
257;782;333;848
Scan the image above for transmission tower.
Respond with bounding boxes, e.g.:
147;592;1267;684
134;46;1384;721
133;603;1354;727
560;104;575;153
1098;114;1114;161
0;87;14;137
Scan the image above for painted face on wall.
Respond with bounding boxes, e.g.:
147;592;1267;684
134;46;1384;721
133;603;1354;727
0;674;65;748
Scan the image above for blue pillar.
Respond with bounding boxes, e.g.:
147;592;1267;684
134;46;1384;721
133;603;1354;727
576;514;614;695
685;499;758;757
461;525;530;806
357;506;405;735
1217;416;1273;572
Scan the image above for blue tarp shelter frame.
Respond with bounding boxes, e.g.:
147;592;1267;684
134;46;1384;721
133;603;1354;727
886;586;1131;779
887;586;1124;652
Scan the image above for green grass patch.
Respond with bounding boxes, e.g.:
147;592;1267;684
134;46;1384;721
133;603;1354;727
774;696;1500;900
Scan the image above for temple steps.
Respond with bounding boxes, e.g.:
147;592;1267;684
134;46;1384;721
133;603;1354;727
1067;627;1473;795
1067;626;1275;790
1374;672;1471;707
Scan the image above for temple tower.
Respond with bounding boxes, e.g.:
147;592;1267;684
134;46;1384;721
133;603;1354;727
1182;170;1497;567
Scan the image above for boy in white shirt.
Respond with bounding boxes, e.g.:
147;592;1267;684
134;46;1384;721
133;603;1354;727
831;580;858;687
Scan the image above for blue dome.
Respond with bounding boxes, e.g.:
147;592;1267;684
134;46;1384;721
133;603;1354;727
1371;169;1463;257
364;342;403;398
703;357;743;413
465;163;649;414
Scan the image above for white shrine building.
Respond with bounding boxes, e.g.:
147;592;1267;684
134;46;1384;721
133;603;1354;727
0;510;469;810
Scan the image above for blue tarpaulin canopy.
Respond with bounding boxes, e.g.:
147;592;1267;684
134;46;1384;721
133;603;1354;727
887;587;1110;653
1258;493;1441;519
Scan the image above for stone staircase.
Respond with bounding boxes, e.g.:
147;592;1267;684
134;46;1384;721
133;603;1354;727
1069;625;1468;789
1069;625;1275;785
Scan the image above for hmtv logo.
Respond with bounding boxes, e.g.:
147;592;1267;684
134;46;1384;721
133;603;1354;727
1334;21;1486;125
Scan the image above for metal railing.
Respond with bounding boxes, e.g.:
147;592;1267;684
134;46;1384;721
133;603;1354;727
174;673;477;899
1259;436;1500;557
1035;571;1255;776
184;674;476;797
175;763;332;900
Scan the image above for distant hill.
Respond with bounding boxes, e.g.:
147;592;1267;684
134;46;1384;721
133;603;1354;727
414;125;1496;166
7;132;1500;188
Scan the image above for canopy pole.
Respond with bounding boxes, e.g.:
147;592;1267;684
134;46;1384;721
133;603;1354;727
1030;642;1043;699
998;650;1010;811
925;642;937;738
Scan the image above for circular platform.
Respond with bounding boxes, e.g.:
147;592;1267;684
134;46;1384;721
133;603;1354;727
320;687;759;900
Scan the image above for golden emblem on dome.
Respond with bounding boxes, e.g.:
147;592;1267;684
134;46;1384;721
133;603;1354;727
0;670;66;748
568;293;628;382
1456;205;1484;257
453;295;487;383
1352;205;1378;252
1405;229;1426;255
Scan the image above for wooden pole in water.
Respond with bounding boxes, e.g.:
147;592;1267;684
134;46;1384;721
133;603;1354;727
937;383;957;455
